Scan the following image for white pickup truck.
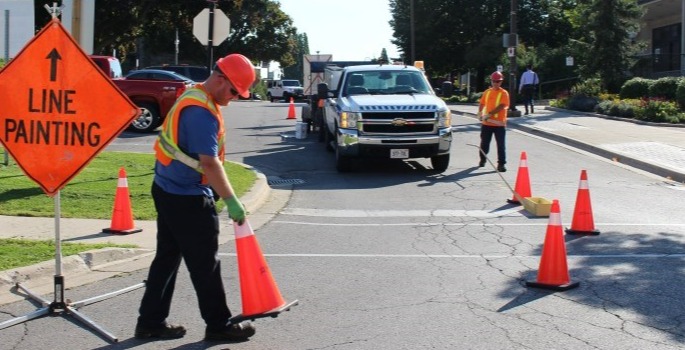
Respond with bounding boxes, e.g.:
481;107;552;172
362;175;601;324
318;64;452;172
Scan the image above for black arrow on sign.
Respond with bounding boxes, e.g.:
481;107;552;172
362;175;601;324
46;48;62;82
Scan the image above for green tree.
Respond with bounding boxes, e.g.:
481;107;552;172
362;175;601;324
283;33;309;80
34;0;297;71
572;0;643;92
379;48;389;63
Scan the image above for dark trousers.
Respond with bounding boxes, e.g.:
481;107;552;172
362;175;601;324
522;84;535;112
479;125;506;165
138;182;231;329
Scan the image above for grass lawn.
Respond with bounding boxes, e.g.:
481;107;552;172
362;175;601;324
0;150;256;220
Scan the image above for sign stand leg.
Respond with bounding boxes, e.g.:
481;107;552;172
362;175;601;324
0;191;145;343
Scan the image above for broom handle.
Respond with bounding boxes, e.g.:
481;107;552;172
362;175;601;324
466;143;524;203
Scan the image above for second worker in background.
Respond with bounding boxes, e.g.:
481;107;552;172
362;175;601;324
478;71;510;172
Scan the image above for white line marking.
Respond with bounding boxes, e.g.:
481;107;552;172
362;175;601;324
280;208;523;218
271;220;685;227
218;253;685;259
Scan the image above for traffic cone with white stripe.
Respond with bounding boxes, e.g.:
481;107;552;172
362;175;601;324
526;199;579;291
507;151;532;205
565;170;600;235
230;220;298;322
102;167;142;234
286;97;296;120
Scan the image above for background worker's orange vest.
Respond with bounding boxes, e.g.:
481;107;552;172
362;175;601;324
480;88;510;127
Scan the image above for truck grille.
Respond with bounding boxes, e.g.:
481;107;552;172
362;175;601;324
360;111;436;134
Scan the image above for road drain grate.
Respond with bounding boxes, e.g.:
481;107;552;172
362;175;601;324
268;178;305;186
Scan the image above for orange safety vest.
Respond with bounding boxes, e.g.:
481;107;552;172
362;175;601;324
480;88;509;127
154;84;225;184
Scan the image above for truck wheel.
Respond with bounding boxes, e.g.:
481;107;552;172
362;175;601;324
129;102;160;133
335;143;353;172
301;104;311;125
267;93;274;102
316;109;325;142
431;154;450;172
323;123;334;152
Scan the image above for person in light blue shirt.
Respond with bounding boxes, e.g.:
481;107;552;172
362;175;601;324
518;65;539;115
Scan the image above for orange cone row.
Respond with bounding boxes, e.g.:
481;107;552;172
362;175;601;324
230;220;298;323
102;167;142;234
565;170;600;235
526;199;580;291
507;151;531;205
286;97;296;120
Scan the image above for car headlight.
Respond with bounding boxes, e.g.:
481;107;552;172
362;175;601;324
340;111;362;129
437;109;451;128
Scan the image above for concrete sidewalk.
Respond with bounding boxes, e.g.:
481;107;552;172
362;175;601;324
450;104;685;183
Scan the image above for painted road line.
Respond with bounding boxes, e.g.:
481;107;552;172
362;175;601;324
271;220;685;227
219;253;685;259
280;208;523;218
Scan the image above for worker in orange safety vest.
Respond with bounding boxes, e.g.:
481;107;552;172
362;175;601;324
478;71;510;172
137;54;258;342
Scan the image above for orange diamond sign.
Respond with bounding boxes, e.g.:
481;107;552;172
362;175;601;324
0;19;140;196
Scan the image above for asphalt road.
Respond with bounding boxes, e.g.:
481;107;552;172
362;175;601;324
2;102;685;349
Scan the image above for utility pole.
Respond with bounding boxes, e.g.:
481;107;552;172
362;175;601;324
410;0;415;64
207;0;217;69
509;0;519;115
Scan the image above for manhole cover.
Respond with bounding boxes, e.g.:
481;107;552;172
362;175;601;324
268;178;305;186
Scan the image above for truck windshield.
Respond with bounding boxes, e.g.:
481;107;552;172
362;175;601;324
109;59;123;78
343;70;431;96
282;80;301;87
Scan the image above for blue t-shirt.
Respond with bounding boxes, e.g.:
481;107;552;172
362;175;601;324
154;105;220;196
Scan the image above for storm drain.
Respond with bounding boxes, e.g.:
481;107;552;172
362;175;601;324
268;178;305;186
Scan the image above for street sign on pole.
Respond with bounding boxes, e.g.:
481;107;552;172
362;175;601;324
193;8;230;46
0;19;140;195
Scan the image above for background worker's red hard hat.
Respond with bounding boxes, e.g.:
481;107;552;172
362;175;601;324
216;54;256;98
491;71;504;81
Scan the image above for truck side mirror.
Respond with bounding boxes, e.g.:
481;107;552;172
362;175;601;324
317;83;329;99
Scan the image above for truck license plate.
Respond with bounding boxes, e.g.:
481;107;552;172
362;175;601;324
390;149;409;159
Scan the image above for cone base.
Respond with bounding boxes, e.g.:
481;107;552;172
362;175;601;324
506;199;521;205
229;299;299;324
525;280;579;291
565;228;600;235
102;227;142;235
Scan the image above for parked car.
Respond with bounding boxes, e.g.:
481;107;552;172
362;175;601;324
146;65;211;83
124;69;194;84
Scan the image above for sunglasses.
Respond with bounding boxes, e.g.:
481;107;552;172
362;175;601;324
218;74;239;96
493;80;503;83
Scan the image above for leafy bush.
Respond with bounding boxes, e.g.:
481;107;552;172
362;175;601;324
648;76;680;100
635;98;680;122
675;79;685;109
571;78;603;97
620;78;652;99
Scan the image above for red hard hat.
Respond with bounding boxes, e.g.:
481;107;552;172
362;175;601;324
491;71;504;81
215;54;256;98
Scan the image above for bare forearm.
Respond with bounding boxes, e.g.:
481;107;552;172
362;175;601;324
199;155;236;199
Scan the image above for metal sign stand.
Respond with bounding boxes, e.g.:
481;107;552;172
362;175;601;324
0;5;145;343
0;191;145;343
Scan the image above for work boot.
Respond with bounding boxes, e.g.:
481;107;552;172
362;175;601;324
524;108;529;115
205;321;256;342
497;164;507;172
478;160;486;167
134;323;186;339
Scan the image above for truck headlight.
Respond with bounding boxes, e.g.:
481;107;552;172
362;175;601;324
340;111;362;129
437;109;451;128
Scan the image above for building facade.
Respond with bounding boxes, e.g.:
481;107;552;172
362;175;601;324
638;0;685;77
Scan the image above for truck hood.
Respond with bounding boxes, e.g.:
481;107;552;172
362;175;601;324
343;94;445;111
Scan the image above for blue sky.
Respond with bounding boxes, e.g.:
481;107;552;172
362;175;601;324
278;0;401;61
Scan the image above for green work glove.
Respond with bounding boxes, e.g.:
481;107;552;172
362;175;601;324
224;196;246;225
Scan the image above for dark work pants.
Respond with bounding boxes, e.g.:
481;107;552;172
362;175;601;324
138;182;231;329
522;85;534;112
479;125;506;165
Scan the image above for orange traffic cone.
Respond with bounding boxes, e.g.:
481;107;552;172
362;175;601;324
526;199;579;291
231;220;297;321
565;170;600;235
102;167;142;234
286;97;296;120
506;151;532;205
